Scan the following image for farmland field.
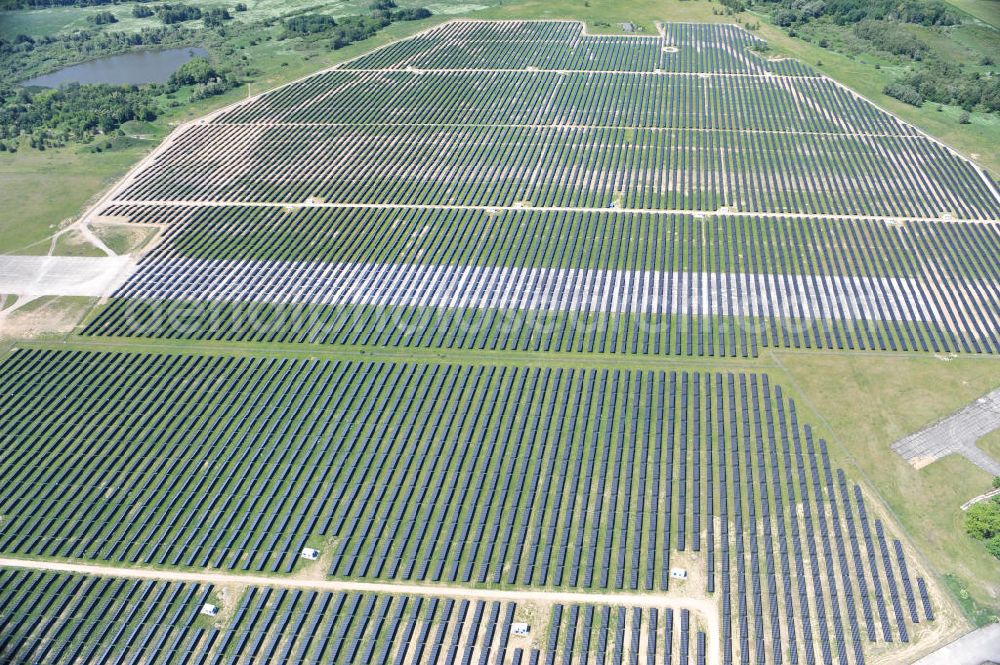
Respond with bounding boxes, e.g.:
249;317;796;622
0;13;997;665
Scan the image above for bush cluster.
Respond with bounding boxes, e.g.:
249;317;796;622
0;82;157;149
772;0;959;28
966;494;1000;560
280;1;431;49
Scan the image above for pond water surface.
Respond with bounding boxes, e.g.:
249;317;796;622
21;47;209;88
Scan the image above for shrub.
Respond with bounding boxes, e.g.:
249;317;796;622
203;7;232;28
965;497;1000;549
392;7;431;21
884;81;924;106
168;57;217;86
284;14;337;36
773;9;799;27
88;10;117;25
156;4;202;25
853;20;928;59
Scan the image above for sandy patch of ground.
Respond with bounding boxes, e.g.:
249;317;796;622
0;296;95;339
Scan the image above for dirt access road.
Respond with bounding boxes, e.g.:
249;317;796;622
0;555;721;665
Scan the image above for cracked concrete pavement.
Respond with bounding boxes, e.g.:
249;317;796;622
892;387;1000;475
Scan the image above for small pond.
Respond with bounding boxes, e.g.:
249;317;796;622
21;47;209;88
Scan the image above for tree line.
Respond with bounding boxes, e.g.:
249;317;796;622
763;0;998;114
281;1;432;49
0;56;236;151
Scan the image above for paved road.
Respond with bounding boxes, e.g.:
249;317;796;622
913;623;1000;665
892;388;1000;476
0;255;134;298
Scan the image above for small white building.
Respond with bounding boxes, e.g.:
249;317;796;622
200;603;219;617
301;547;320;561
669;567;688;580
511;623;530;636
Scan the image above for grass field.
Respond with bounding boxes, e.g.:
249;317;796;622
945;0;1000;28
978;429;1000;464
0;143;146;254
773;352;1000;613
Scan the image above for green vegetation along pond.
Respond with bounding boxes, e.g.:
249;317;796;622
21;47;208;88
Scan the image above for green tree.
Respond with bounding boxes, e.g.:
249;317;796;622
88;10;117;25
965;497;1000;542
168;57;217;86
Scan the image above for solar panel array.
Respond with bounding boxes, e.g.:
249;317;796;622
86;206;1000;355
345;21;808;74
213;71;874;129
83;19;999;362
0;568;212;665
0;349;933;663
0;18;963;665
204;590;523;665
108;122;997;217
1;566;716;665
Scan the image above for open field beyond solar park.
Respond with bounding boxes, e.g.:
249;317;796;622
0;11;998;665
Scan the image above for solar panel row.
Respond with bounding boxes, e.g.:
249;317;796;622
88;206;1000;356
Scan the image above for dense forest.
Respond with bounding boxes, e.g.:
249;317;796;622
0;55;237;151
281;1;432;48
0;0;434;151
0;83;156;150
763;0;1000;114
